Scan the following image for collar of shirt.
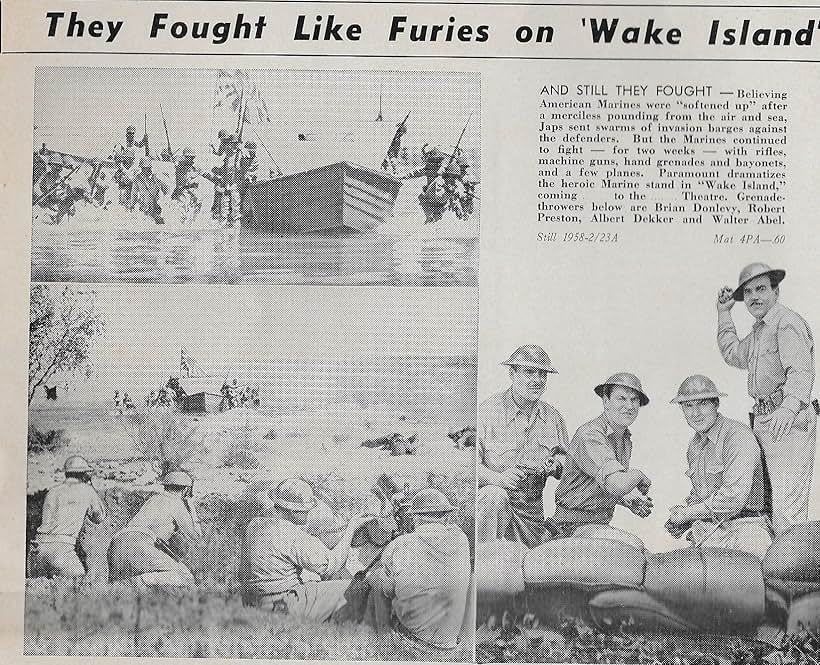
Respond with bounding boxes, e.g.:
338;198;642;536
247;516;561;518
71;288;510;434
755;301;785;329
686;413;726;475
503;387;550;427
598;413;631;441
414;522;449;535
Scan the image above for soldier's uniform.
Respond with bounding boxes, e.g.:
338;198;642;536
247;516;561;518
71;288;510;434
552;373;649;535
457;154;478;219
240;480;350;621
367;489;471;661
107;471;201;587
172;148;201;215
114;150;137;207
38;161;76;222
477;346;568;549
443;162;466;219
239;142;259;220
219;135;242;228
401;147;448;224
211;129;229;215
671;376;772;560
32;457;106;578
130;157;169;223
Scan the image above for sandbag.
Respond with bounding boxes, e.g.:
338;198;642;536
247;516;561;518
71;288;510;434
572;524;646;551
476;540;527;602
523;538;645;591
644;547;765;632
764;521;820;598
589;589;698;632
787;592;820;634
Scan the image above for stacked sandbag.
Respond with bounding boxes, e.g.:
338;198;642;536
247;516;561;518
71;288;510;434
476;540;527;603
763;522;820;632
572;524;646;552
523;538;646;592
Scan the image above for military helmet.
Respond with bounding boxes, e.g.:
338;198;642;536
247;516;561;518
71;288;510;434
670;375;727;404
731;262;786;301
244;141;257;150
594;372;650;406
182;147;196;158
502;345;558;374
409;488;457;514
161;470;193;487
139;156;152;168
457;153;471;168
64;455;92;474
425;147;446;163
444;162;461;177
226;133;239;144
217;129;228;139
126;125;136;134
270;478;317;512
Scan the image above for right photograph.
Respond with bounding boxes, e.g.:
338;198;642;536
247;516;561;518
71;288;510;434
475;253;820;662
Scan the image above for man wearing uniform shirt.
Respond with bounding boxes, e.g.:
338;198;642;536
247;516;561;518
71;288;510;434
717;262;816;535
107;470;201;587
665;375;771;560
367;488;472;661
129;156;169;223
33;455;106;578
552;373;653;536
477;345;568;548
239;478;371;621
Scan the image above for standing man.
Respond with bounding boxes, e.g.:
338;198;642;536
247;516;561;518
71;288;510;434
367;488;472;661
552;373;653;536
114;148;137;207
107;470;201;587
239;141;259;222
219;134;242;228
477;345;568;548
172;148;202;218
31;456;106;578
239;478;371;621
399;146;448;225
717;262;816;535
129;156;169;224
665;375;771;560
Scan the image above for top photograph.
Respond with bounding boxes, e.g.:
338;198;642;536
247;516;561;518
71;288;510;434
31;67;480;287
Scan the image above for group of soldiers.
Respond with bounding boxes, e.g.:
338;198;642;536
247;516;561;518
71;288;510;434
220;379;259;410
398;145;478;225
479;262;817;562
33;124;262;227
30;464;472;659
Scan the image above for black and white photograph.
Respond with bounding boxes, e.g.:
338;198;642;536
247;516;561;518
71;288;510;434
31;67;480;287
25;283;477;659
475;249;820;663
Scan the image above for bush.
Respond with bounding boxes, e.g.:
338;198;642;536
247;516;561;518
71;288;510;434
121;411;206;474
28;426;70;455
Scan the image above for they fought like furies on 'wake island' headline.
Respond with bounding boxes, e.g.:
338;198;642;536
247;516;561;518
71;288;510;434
477;261;820;653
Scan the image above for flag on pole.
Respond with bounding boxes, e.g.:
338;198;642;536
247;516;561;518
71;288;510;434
180;348;207;378
214;70;271;123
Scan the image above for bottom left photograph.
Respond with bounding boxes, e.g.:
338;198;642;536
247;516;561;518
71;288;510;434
24;282;477;660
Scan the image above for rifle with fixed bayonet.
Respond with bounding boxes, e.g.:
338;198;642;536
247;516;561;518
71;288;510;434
142;113;150;157
252;128;283;177
442;112;472;174
382;111;411;170
160;104;174;161
33;163;82;206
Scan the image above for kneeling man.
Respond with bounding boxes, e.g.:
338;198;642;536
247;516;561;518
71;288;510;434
477;345;568;548
552;373;653;536
666;375;772;561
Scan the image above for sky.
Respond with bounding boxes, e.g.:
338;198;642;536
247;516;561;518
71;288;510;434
33;67;480;169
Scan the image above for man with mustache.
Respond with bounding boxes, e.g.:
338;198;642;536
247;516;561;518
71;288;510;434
477;345;568;548
665;375;771;560
717;262;816;536
552;373;653;537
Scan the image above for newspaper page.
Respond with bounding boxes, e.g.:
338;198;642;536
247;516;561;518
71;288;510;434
1;1;819;664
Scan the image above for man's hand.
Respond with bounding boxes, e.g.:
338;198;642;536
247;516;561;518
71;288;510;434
665;505;692;538
497;467;526;492
637;477;651;496
623;489;653;518
544;457;563;481
717;286;735;312
758;407;795;443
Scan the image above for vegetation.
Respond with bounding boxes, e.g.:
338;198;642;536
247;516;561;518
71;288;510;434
29;285;104;404
27;425;70;455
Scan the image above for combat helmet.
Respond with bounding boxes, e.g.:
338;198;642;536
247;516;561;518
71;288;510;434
502;345;558;374
443;162;461;178
731;262;786;302
424;147;446;164
594;372;650;406
161;470;193;487
670;375;727;404
64;455;92;474
409;488;457;514
126;125;137;134
271;478;317;512
181;147;196;158
217;129;228;140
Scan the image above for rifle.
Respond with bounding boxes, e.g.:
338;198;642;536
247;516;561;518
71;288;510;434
252;128;283;177
143;113;150;157
381;111;410;169
442;112;473;173
160;104;173;160
236;86;246;141
33;164;82;206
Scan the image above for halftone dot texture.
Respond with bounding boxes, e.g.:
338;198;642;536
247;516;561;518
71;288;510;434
32;67;480;287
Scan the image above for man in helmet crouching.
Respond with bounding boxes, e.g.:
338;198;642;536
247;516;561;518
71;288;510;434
107;470;201;587
32;455;107;578
240;478;372;622
367;488;472;660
